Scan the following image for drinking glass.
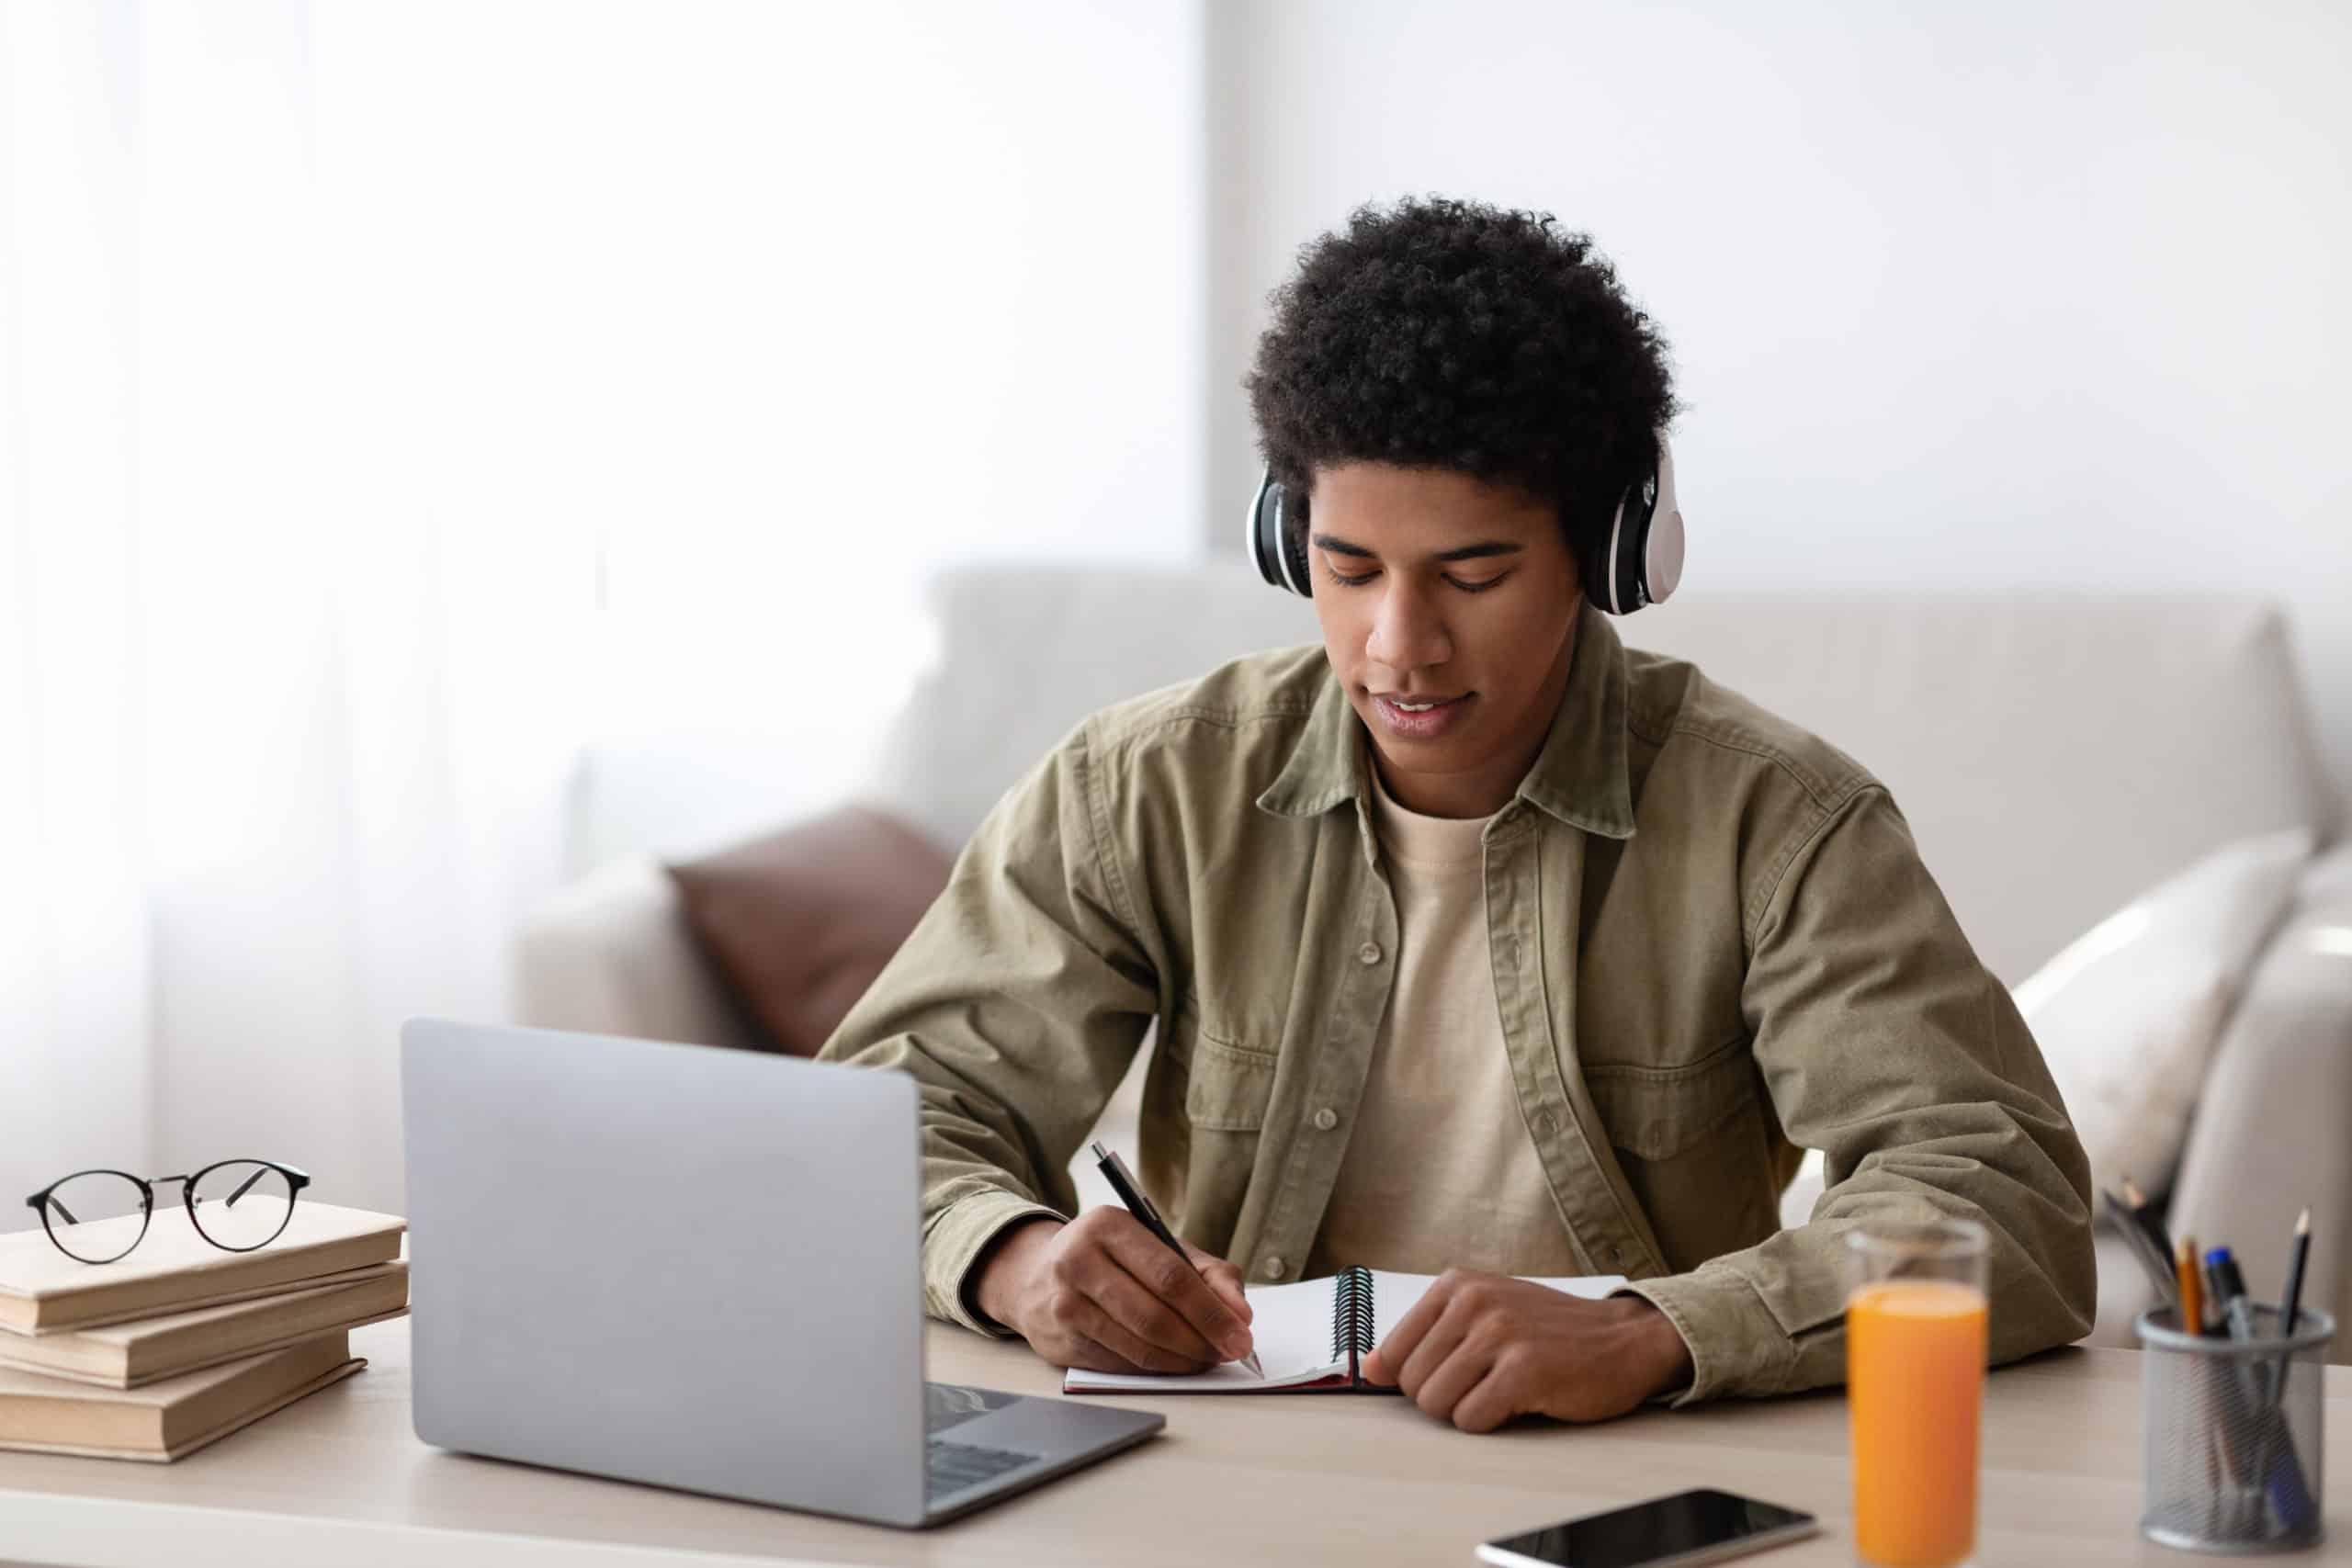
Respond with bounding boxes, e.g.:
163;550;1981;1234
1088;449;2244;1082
1845;1217;1990;1568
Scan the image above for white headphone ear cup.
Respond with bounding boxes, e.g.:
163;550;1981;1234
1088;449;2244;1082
1272;486;1312;596
1645;503;1685;604
1588;429;1684;613
1278;499;1312;596
1248;470;1312;596
1588;501;1628;614
1644;434;1683;605
1246;472;1272;577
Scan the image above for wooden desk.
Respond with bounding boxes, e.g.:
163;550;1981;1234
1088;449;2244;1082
0;1318;2343;1566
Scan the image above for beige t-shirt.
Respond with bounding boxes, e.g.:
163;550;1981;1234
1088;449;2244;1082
1306;763;1583;1278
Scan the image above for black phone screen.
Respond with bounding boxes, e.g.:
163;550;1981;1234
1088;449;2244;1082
1486;1488;1815;1568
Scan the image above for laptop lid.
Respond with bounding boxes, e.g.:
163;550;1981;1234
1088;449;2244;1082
401;1018;929;1526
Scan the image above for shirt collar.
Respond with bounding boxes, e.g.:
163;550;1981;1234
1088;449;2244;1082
1255;605;1636;840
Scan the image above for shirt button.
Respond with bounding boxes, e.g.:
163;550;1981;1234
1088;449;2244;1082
1357;942;1383;965
1313;1107;1339;1131
1261;1256;1288;1280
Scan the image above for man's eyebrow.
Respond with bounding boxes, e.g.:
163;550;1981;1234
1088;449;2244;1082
1308;533;1525;564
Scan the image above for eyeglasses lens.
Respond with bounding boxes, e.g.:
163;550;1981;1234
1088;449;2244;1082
38;1173;148;1263
188;1161;296;1250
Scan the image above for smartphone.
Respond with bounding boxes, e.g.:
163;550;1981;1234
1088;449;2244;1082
1476;1488;1820;1568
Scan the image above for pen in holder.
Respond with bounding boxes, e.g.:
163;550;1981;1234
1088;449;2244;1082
2136;1303;2332;1553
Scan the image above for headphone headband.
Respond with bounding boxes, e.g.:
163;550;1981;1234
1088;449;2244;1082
1246;430;1686;613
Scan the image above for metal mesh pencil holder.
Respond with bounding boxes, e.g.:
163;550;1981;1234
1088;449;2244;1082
2137;1304;2332;1553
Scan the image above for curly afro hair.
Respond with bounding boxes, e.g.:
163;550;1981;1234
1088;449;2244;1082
1245;195;1679;561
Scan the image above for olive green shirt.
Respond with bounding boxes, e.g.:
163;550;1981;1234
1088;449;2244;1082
818;606;2098;1405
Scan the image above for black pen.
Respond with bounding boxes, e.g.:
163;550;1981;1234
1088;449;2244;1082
2102;1185;2180;1313
2120;1175;2176;1265
2281;1208;2312;1337
1091;1140;1261;1377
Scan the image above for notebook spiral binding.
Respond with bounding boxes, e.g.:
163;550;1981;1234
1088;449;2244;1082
1329;1266;1375;1363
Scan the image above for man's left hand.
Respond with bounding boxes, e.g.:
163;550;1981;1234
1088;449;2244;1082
1356;1269;1694;1432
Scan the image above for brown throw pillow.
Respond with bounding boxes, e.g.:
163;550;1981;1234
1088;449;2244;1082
666;805;955;1057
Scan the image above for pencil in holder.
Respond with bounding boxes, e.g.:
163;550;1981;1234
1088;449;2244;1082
2136;1303;2332;1553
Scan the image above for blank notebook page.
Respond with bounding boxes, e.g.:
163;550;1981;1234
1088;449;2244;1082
1062;1274;1350;1393
1364;1270;1626;1356
1063;1270;1627;1393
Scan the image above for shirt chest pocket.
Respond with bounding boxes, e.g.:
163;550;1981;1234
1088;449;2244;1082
1172;1014;1280;1133
1580;1034;1759;1161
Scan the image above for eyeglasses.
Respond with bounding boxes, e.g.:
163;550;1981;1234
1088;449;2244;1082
24;1160;311;1265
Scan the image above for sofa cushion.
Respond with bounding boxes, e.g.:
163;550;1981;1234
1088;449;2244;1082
514;852;769;1053
2018;827;2314;1202
2165;839;2352;1354
666;805;954;1056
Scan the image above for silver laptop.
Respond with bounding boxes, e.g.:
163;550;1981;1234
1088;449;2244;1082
400;1017;1163;1528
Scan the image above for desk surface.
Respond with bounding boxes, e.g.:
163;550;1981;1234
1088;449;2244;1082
0;1318;2344;1567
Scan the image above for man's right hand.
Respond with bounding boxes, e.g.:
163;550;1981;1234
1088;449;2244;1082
971;1209;1256;1374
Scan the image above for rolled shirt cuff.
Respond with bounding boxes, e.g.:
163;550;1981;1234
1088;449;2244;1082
924;1187;1068;1337
1612;1269;1792;1408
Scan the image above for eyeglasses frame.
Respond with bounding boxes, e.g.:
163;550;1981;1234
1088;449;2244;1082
23;1159;313;1265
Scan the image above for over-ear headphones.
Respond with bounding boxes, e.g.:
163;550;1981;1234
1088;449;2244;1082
1244;429;1686;615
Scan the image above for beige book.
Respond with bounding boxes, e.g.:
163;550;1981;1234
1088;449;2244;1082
0;1329;362;1461
0;1261;407;1387
0;1202;406;1335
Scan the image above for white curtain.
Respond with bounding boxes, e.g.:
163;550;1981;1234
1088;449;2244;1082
3;3;590;1216
1;2;151;1204
5;0;1205;1219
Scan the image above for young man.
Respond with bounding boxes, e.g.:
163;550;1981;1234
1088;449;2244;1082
820;196;2096;1429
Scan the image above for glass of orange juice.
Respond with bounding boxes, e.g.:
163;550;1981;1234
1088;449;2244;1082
1845;1218;1990;1568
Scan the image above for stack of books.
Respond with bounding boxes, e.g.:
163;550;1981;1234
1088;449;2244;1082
0;1202;407;1461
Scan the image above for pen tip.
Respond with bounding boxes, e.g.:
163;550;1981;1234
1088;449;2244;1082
2122;1176;2148;1206
2298;1207;2311;1236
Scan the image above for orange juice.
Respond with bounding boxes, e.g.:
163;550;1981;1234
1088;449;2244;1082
1848;1279;1987;1568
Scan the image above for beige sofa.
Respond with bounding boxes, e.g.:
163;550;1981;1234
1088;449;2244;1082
514;568;2350;1358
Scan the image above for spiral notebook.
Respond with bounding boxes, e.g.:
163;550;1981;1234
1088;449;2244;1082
1062;1267;1626;1394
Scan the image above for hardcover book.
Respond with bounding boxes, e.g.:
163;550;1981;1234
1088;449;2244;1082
0;1261;407;1387
0;1203;406;1335
0;1329;363;1461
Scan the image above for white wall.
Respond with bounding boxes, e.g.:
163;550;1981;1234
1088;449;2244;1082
331;1;1218;874
1208;0;2352;794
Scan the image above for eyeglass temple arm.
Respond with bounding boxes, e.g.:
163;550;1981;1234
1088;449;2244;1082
220;1164;308;1209
29;1193;80;1225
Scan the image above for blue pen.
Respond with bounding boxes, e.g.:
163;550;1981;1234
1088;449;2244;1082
2207;1248;2258;1342
2208;1246;2316;1533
